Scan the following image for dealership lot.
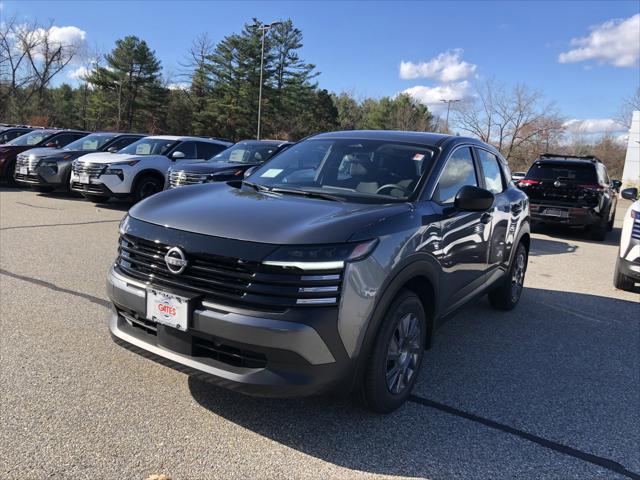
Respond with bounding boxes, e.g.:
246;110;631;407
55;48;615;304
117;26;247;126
1;188;638;480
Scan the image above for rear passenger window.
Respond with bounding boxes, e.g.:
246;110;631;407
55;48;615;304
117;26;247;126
109;136;138;152
198;142;227;160
434;147;478;204
477;149;505;194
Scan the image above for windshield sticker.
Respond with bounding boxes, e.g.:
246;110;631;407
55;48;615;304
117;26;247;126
260;168;283;178
413;153;425;161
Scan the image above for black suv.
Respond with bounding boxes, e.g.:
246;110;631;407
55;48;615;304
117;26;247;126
166;140;292;189
107;131;530;413
0;125;39;144
14;132;144;192
518;154;620;240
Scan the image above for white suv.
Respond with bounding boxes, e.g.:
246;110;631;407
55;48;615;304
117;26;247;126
70;135;232;203
614;187;640;291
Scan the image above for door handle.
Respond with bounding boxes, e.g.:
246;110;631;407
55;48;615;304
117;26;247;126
480;212;492;224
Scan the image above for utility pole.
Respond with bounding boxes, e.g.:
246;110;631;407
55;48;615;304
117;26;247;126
255;20;281;140
440;98;460;132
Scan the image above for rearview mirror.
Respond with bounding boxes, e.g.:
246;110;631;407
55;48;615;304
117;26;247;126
611;179;622;191
243;166;258;178
621;187;638;201
454;185;495;211
45;141;57;147
171;151;186;160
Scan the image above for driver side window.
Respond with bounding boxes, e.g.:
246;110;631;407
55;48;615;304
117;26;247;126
434;147;478;204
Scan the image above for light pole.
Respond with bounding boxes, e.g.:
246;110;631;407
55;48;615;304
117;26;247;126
255;20;281;140
440;98;460;132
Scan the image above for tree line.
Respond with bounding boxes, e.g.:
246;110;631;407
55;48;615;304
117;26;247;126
1;16;636;178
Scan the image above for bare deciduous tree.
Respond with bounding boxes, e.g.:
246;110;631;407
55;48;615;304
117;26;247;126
453;80;565;168
615;87;640;129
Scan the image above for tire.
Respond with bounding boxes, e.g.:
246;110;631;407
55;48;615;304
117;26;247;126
588;220;607;241
361;290;427;413
82;194;110;203
488;242;528;311
133;174;163;203
33;186;55;193
607;209;615;232
613;255;635;291
5;159;17;187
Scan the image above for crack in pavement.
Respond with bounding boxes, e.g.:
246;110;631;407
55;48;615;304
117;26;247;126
2;266;638;479
0;219;120;231
15;201;63;210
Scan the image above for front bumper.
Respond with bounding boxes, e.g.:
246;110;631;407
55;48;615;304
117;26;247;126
107;267;352;397
530;203;602;226
14;162;72;188
70;171;131;196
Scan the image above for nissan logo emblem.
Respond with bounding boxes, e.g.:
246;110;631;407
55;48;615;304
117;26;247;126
554;180;562;188
165;247;188;274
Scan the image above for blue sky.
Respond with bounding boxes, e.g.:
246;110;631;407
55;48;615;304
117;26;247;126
2;0;639;134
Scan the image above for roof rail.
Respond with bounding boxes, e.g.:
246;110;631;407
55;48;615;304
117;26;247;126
539;153;601;163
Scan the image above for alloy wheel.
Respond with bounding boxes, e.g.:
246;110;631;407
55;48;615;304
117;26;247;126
511;250;526;302
386;312;422;395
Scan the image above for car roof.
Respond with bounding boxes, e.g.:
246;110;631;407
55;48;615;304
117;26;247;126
235;139;292;146
534;158;598;167
147;135;230;144
309;130;478;148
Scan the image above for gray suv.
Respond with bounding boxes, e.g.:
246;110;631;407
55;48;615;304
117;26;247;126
108;131;530;412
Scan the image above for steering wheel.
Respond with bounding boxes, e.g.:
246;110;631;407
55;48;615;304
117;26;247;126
376;184;410;196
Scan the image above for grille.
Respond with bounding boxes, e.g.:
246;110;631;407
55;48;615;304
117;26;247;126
73;162;105;177
632;218;640;240
169;170;207;188
16;153;38;172
116;234;342;309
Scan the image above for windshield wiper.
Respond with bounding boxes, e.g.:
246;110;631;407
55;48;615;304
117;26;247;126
241;180;269;192
270;187;344;202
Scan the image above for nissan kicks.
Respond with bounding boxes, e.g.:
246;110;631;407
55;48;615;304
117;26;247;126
108;130;530;413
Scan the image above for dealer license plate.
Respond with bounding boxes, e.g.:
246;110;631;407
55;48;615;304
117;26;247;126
146;288;190;331
79;173;90;184
544;208;568;218
19;166;28;175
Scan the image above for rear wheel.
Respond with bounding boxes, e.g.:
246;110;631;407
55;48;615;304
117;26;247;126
361;290;426;413
489;242;528;311
133;175;163;203
613;255;635;291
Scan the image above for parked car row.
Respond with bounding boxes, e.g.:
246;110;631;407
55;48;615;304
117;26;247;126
2;125;636;412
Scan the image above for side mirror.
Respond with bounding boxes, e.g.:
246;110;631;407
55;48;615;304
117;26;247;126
611;179;622;190
243;166;258;178
171;151;186;160
107;146;118;153
621;187;638;201
454;185;495;211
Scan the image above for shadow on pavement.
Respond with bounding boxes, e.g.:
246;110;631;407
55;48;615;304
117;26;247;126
529;237;579;256
187;287;639;479
534;223;622;247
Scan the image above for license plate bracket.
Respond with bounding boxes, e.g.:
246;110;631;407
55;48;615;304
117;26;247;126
79;173;90;184
544;208;568;218
146;288;191;331
19;166;28;175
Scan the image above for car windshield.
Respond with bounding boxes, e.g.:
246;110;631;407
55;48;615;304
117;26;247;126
64;134;116;151
526;162;597;183
211;143;281;164
246;138;437;202
7;130;51;146
118;138;177;155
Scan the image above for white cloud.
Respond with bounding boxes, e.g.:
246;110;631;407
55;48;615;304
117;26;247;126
615;133;629;146
168;82;189;90
563;118;627;134
68;66;89;80
558;14;640;67
402;81;472;112
400;49;477;82
19;25;87;59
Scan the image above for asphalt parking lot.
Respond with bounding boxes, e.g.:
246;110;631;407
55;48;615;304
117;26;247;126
1;188;638;480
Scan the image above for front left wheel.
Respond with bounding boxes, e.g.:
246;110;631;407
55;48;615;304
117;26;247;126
133;175;163;203
361;290;427;413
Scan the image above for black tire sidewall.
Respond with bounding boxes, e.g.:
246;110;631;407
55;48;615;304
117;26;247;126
363;290;427;413
134;176;163;202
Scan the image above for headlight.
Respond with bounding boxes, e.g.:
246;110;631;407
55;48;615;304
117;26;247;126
104;160;137;180
39;158;59;168
119;215;129;235
263;239;378;270
104;167;124;180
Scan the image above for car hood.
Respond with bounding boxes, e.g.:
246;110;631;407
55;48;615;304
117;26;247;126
77;152;164;164
0;145;35;155
17;147;61;158
129;182;411;244
172;160;256;174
